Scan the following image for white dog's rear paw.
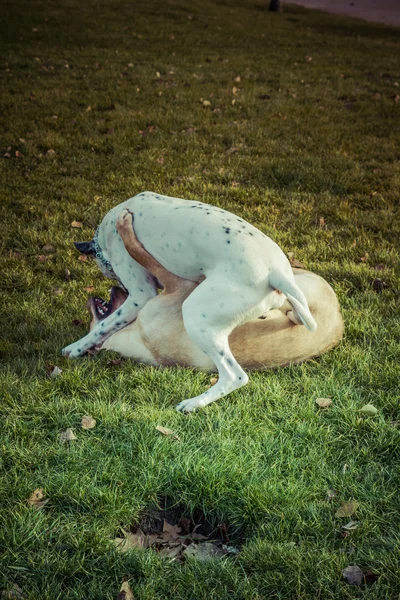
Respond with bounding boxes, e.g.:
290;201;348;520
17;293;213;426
176;398;206;413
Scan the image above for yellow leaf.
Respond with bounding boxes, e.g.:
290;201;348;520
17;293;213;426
335;501;359;518
71;221;82;228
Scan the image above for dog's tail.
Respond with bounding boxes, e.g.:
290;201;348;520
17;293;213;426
270;270;317;332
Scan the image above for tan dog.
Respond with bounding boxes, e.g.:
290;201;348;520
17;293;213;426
86;214;343;395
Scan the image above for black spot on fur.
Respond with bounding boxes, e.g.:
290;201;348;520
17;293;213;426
226;240;231;244
227;358;233;367
117;309;122;316
219;351;224;356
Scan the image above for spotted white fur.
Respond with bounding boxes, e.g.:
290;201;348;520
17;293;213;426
62;192;316;412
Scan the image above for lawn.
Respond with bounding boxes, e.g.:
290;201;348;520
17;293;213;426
1;0;400;598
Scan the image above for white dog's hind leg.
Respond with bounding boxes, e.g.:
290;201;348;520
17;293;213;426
175;279;267;412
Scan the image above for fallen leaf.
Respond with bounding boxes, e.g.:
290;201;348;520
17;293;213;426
159;545;182;560
335;501;359;518
156;426;180;440
107;359;124;366
71;319;84;326
81;415;96;429
15;151;22;158
59;428;77;442
319;216;326;227
65;268;71;280
47;149;56;156
305;56;313;62
210;376;218;386
83;286;95;292
360;404;378;416
163;520;182;540
315;398;332;409
117;580;134;600
342;565;363;586
202;100;211;107
37;254;48;262
71;221;82;228
342;520;360;531
326;488;338;501
49;366;62;378
42;243;55;254
53;288;63;296
225;147;240;156
234;76;241;83
183;542;225;562
232;86;239;95
27;488;49;510
114;529;146;552
1;583;25;598
79;255;88;262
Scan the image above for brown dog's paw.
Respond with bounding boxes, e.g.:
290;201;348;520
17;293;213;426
116;209;134;234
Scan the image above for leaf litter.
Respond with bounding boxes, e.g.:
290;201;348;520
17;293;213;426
27;488;49;510
113;502;240;563
156;425;179;440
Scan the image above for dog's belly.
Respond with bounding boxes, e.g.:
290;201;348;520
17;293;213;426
106;192;287;283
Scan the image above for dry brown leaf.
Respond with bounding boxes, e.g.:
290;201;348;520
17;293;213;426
342;520;360;531
202;100;211;107
163;520;182;540
1;583;26;598
81;415;96;430
37;254;48;262
27;488;49;510
83;285;95;292
335;501;359;518
59;428;77;442
49;366;62;378
71;221;83;228
42;243;55;254
183;542;225;561
210;376;218;386
47;149;56;156
79;255;88;262
156;426;180;440
159;545;182;560
114;529;146;552
342;565;363;586
117;580;134;600
315;398;332;409
326;488;337;501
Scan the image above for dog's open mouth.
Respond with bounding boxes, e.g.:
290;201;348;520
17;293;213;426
87;285;128;324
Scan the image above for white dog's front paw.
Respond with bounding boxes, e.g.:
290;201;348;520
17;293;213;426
62;342;85;358
176;398;206;413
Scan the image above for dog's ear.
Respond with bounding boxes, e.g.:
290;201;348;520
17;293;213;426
74;240;95;255
270;271;317;332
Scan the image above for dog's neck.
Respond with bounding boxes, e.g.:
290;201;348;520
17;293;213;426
93;227;113;272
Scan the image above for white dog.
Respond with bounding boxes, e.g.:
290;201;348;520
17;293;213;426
63;192;317;412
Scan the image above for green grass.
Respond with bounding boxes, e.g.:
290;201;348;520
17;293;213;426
1;0;400;597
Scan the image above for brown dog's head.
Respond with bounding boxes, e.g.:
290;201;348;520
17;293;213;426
87;286;128;331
